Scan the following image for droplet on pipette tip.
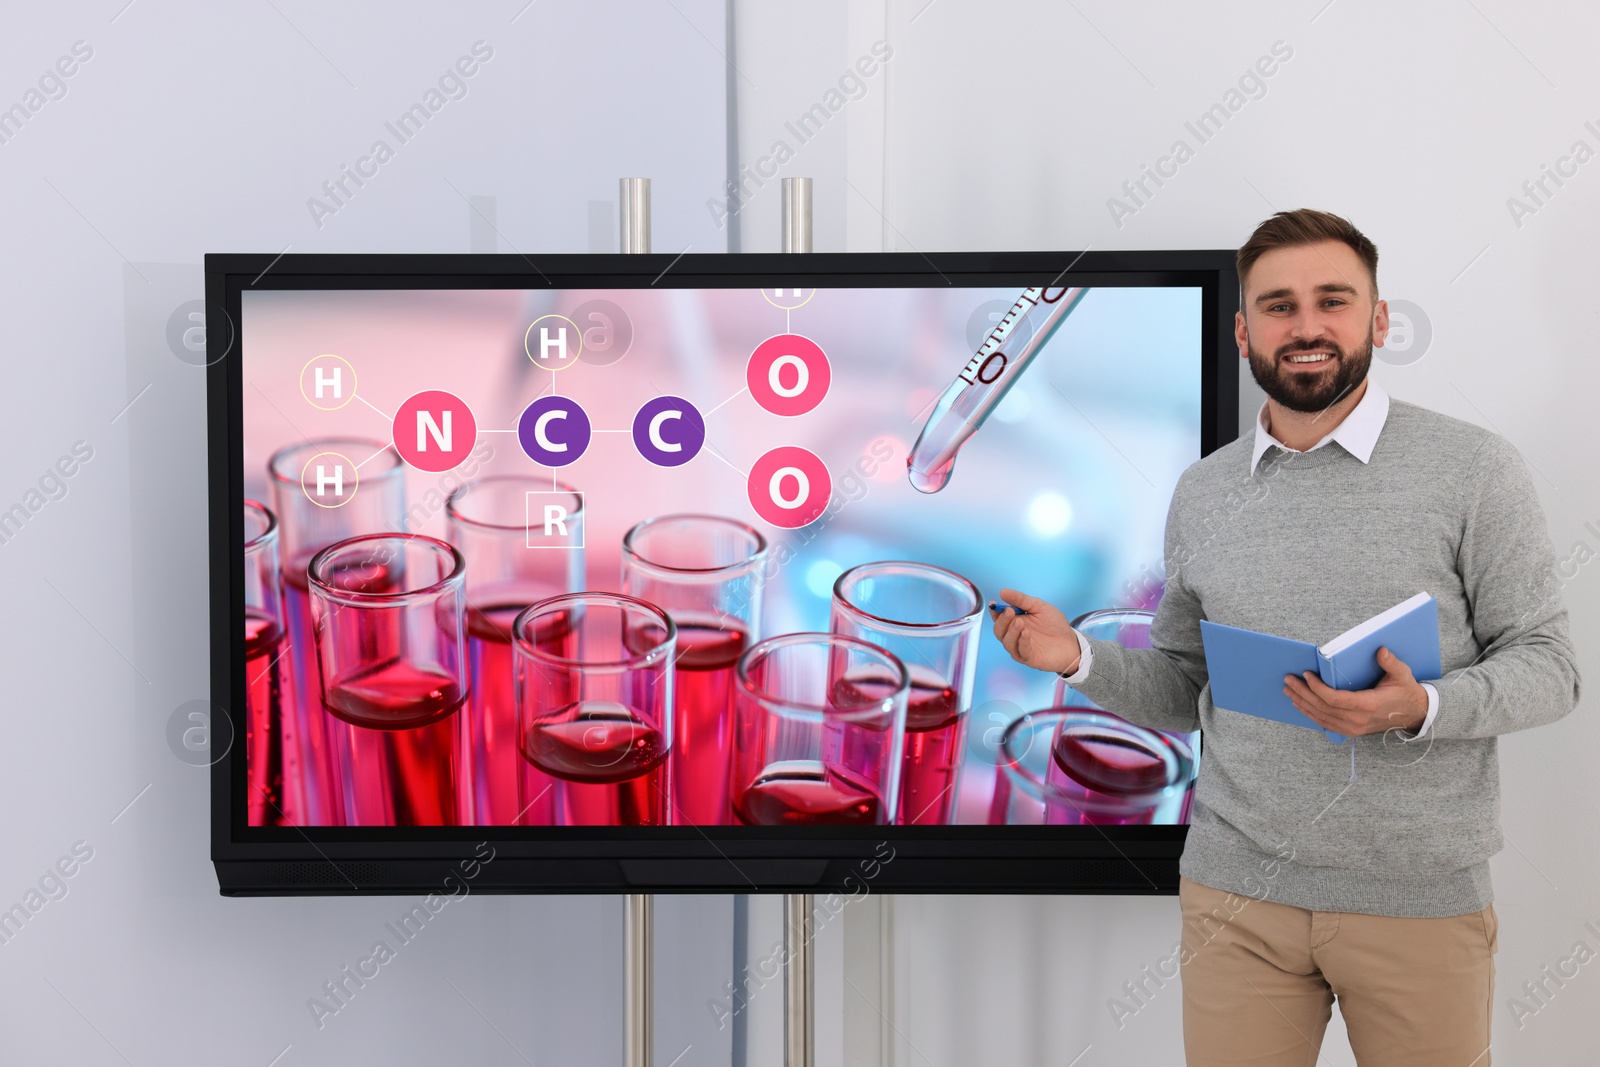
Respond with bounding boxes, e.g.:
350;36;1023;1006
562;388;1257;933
907;455;954;494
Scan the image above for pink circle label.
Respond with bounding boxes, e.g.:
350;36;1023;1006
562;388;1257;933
393;390;477;473
747;446;831;528
746;334;830;417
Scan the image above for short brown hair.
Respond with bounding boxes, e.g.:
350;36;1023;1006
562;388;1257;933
1237;209;1379;299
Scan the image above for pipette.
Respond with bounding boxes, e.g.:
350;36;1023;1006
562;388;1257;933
906;286;1090;493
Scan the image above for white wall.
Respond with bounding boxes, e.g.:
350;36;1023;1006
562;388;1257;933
3;2;1596;1064
0;3;751;1066
729;1;1597;1063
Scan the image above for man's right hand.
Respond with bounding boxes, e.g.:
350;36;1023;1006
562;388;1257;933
990;589;1082;676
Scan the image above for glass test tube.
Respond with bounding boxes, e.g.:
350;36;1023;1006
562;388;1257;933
907;286;1090;493
514;592;675;827
269;437;406;825
1052;609;1201;822
621;515;766;826
447;476;585;826
244;499;299;826
995;710;1194;825
309;534;470;826
732;633;908;826
830;561;982;825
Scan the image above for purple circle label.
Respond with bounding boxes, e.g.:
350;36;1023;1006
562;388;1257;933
518;396;591;467
631;396;705;467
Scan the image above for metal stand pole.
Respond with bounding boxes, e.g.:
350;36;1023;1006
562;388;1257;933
620;177;651;255
620;176;653;1067
780;179;815;1067
785;892;814;1067
625;893;653;1067
781;177;812;254
880;894;895;1067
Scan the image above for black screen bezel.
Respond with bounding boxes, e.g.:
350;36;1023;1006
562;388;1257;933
207;250;1239;895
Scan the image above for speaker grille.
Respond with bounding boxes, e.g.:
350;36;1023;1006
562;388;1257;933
269;861;382;886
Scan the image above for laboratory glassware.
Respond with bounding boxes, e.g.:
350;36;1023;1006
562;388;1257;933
995;709;1194;825
447;476;584;825
269;437;407;824
830;561;981;825
622;515;766;826
309;533;469;826
244;499;299;826
1053;609;1201;821
732;633;908;826
514;592;675;826
907;286;1089;493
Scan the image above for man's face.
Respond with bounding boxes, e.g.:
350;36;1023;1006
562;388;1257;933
1235;240;1388;414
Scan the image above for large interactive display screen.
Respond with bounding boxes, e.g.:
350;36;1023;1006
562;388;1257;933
209;251;1237;894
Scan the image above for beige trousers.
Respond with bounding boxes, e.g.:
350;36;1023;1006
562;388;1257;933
1179;876;1497;1066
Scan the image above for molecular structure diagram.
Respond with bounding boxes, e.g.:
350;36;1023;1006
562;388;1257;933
289;287;835;531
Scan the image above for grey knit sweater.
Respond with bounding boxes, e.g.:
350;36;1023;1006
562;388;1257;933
1071;397;1581;917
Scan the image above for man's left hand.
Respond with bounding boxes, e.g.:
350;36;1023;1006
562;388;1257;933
1284;646;1428;737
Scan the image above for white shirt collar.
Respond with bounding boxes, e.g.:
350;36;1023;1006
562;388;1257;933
1249;377;1390;476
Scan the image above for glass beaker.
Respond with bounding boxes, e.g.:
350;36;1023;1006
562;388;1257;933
995;709;1194;825
309;534;469;826
244;499;299;826
514;592;675;826
1052;608;1201;822
830;561;981;825
622;515;766;827
447;476;585;826
269;437;406;825
731;633;908;826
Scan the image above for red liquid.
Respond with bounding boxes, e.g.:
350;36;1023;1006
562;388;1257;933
324;659;465;730
897;681;964;825
325;666;466;826
282;564;344;824
522;700;668;825
310;553;462;826
245;611;300;826
665;620;746;826
728;670;898;825
464;602;572;825
829;667;964;825
1053;730;1171;793
735;761;883;825
1045;727;1174;826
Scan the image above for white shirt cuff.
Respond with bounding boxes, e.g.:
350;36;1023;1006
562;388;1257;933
1399;683;1439;740
1059;629;1093;685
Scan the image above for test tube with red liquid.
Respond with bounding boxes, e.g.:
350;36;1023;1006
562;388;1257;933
446;476;584;826
269;438;406;825
731;633;908;826
514;592;675;826
621;515;766;826
244;499;299;826
994;709;1194;825
1053;609;1201;822
830;562;982;825
309;534;470;826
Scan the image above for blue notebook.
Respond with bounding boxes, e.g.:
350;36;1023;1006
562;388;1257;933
1199;592;1442;744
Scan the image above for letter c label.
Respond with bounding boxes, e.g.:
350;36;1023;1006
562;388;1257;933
534;410;568;452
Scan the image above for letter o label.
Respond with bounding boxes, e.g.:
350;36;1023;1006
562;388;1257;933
769;466;808;507
748;446;830;528
747;334;830;416
769;355;809;398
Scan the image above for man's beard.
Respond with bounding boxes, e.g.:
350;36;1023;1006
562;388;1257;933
1247;331;1373;414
